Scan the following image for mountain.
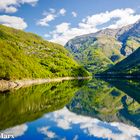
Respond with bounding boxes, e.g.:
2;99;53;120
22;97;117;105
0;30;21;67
117;19;140;55
101;47;140;77
0;25;89;80
65;20;140;74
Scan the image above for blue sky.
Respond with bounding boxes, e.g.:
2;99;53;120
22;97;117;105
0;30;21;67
0;0;140;45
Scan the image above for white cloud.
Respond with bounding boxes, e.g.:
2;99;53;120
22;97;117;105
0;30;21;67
48;8;140;45
0;0;38;13
1;124;28;138
0;15;27;30
21;0;38;6
83;8;139;29
55;22;70;33
44;107;140;140
37;8;66;27
37;14;56;26
72;11;77;17
38;127;57;139
59;8;66;16
5;6;17;13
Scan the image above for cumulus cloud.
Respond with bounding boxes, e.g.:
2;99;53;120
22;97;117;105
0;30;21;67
37;8;67;27
48;8;140;45
55;22;70;33
49;22;94;45
0;15;27;30
72;11;77;17
37;14;56;26
81;8;140;29
44;107;140;140
1;124;28;138
59;8;66;16
0;0;38;13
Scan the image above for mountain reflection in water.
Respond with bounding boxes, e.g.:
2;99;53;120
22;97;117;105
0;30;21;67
0;78;140;140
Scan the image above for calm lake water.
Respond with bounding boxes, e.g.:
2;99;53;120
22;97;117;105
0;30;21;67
1;78;140;140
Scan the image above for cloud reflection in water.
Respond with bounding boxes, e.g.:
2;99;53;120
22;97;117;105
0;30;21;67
39;107;140;140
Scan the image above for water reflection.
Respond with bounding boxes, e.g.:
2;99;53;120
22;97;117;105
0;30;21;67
103;78;140;103
68;78;140;128
1;124;28;138
0;80;87;130
39;107;140;140
2;107;140;140
0;78;140;139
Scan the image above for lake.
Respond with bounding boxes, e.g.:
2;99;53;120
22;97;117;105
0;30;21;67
0;78;140;140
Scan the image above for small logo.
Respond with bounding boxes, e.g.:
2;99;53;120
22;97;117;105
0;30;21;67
0;133;14;139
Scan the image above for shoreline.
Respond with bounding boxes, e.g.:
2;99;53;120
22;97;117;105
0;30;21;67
95;74;140;79
0;77;91;92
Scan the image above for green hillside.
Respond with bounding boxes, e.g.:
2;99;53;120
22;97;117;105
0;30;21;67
65;35;125;74
0;25;89;80
103;47;140;77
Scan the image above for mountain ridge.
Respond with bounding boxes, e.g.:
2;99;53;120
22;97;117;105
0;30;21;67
69;19;140;41
65;19;140;74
